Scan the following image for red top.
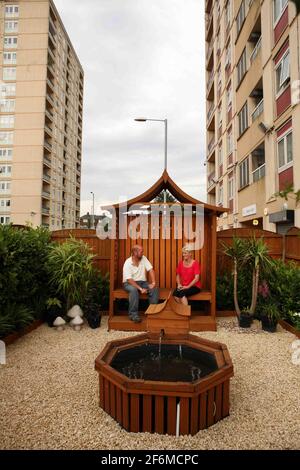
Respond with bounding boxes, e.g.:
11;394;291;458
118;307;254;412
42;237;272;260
176;260;201;288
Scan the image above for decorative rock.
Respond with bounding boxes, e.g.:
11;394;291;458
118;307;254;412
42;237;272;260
53;317;66;331
67;305;84;319
70;315;84;331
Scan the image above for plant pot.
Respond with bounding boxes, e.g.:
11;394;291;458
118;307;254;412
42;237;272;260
261;316;278;333
239;312;252;328
87;312;101;329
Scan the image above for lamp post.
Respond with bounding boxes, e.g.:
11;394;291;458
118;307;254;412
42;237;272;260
90;191;95;229
134;117;168;204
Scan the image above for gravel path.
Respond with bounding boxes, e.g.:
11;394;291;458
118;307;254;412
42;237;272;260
0;317;299;450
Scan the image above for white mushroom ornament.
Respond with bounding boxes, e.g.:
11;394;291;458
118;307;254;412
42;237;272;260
67;305;84;320
53;316;66;331
70;315;84;331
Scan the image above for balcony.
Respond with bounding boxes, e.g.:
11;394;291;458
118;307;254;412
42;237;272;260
42;206;50;215
251;98;264;122
252;163;265;182
250;36;262;65
208;171;216;188
46;93;55;107
44;140;52;152
47;77;55;91
45;109;54;121
207;136;216;157
45;124;53;137
43;155;51;167
206;13;213;41
42;190;50;199
43;173;51;183
47;63;55;77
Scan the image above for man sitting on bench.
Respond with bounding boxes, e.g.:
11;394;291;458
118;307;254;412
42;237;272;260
123;245;159;323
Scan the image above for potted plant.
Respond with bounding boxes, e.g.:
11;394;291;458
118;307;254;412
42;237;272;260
239;308;253;328
83;271;105;329
260;301;281;333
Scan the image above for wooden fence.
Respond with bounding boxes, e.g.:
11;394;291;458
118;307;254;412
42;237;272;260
51;229;111;274
51;226;300;276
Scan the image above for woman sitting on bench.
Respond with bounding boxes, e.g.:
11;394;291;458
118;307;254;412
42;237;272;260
173;244;201;305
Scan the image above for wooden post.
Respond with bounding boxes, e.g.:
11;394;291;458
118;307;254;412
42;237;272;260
210;213;217;319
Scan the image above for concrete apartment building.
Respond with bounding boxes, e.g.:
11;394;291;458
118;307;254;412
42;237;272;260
0;0;83;229
206;0;300;233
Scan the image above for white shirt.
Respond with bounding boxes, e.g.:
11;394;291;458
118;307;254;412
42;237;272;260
123;255;153;283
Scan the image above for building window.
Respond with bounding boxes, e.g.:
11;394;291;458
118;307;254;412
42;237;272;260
217;185;224;206
238;102;248;136
0;148;13;160
225;43;231;68
228;177;234;200
3;67;16;81
227;129;233;155
0;100;15;113
227;86;232;111
4;37;18;49
0;216;10;224
275;51;290;95
0;132;13;145
278;131;293;169
5;21;18;33
0;116;15;129
0;165;12;176
5;5;19;18
0;181;11;193
239;157;249;189
236;0;246;36
218;146;223;166
273;0;288;24
237;48;247;86
3;52;17;65
1;83;16;97
225;1;231;28
0;198;11;209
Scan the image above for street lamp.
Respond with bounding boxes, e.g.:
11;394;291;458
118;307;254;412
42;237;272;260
90;191;95;229
134;117;168;203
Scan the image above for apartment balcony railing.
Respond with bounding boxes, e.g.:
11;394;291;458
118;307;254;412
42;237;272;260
207;137;215;155
42;190;50;199
47;77;55;90
207;70;214;92
206;11;213;35
207;103;215;122
0;206;10;212
43;155;51;166
206;42;213;62
252;163;265;182
250;36;262;65
252;99;264;122
45;124;53;136
208;171;216;188
45;109;54;121
46;93;55;107
43;173;51;183
42;207;50;215
44;140;52;152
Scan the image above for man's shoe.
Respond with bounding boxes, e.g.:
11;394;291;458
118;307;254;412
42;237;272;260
131;315;141;323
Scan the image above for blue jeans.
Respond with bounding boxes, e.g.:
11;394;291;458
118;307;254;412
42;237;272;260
123;281;159;318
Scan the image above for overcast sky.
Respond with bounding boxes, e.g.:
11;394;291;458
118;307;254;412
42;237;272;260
54;0;206;215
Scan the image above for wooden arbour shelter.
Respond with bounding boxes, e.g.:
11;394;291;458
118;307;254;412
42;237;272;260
107;171;226;332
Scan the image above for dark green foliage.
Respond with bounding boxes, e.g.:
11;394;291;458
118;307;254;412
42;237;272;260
216;269;252;311
0;225;51;337
263;260;300;318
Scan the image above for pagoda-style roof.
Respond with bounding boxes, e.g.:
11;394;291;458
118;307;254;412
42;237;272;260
104;170;227;215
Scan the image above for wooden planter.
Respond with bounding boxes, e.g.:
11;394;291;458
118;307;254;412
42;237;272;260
95;333;234;435
1;320;43;346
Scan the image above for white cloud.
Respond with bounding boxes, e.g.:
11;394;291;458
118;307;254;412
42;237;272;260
53;0;206;214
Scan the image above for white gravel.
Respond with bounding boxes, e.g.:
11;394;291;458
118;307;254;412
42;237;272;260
0;317;299;450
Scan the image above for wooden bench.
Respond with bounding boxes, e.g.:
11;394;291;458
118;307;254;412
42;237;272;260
112;287;212;302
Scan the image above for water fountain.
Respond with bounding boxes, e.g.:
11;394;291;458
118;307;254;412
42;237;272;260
95;309;234;435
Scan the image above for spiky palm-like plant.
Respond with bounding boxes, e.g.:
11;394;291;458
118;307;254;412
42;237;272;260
247;238;273;315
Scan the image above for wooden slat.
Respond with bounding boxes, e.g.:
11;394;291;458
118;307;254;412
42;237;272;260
110;383;116;419
104;378;110;414
130;394;140;433
122;391;129;430
116;387;122;425
222;380;230;417
167;396;177;436
207;388;215;427
199;392;207;430
142;395;152;433
99;376;104;408
214;383;223;423
190;396;199;435
179;397;189;435
155;395;164;434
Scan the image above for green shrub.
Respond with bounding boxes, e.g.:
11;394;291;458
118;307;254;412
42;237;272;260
47;237;95;311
